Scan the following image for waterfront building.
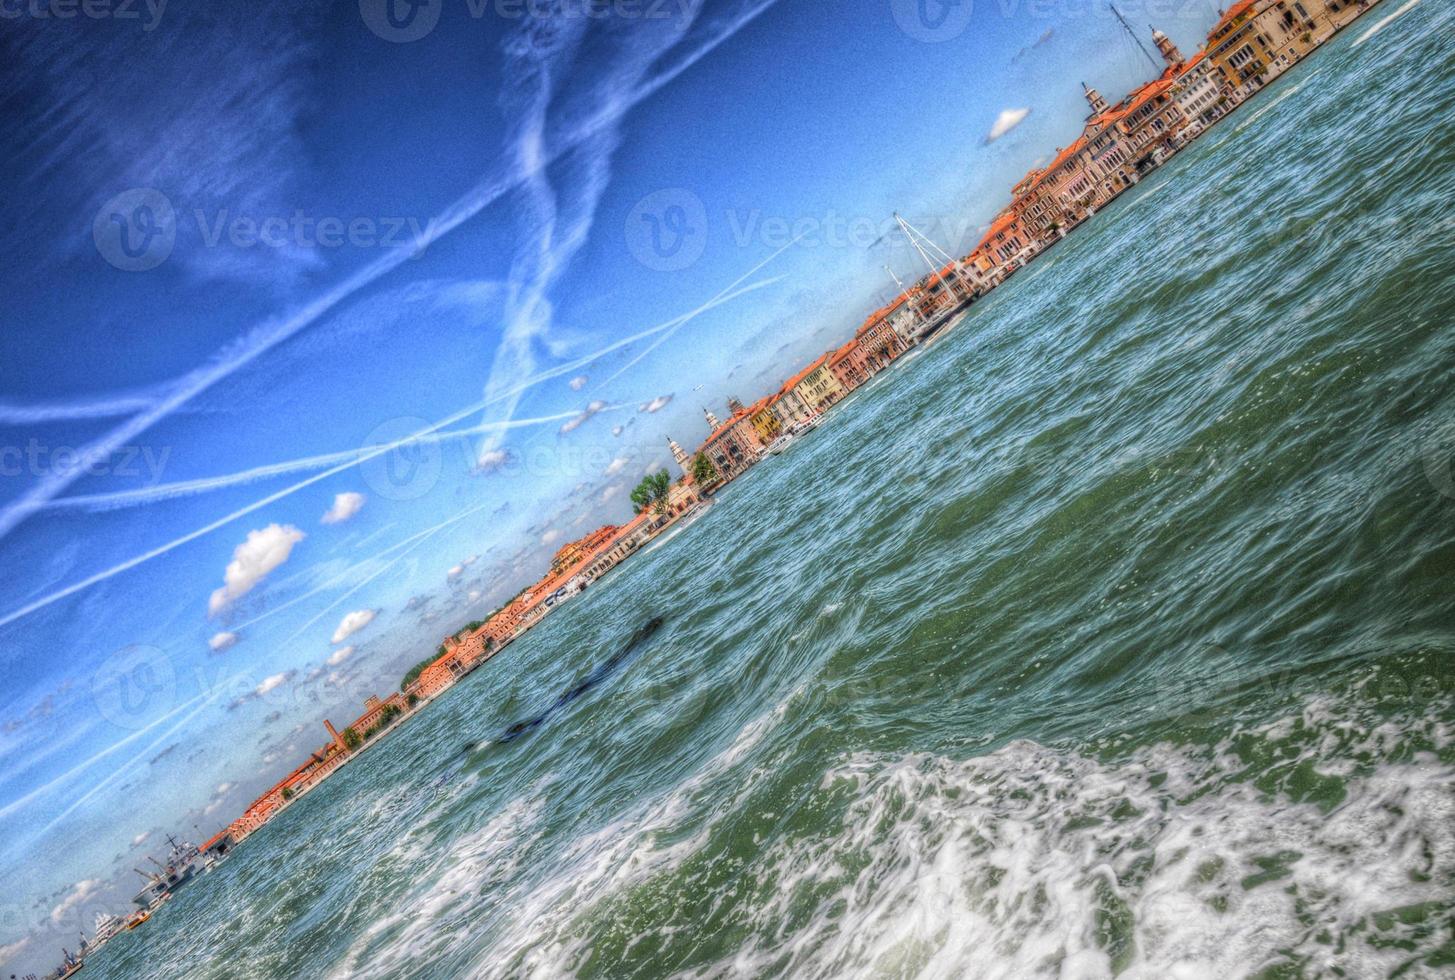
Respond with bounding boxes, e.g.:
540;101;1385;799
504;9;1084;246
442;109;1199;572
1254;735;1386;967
853;304;908;374
699;402;764;482
788;352;845;413
703;406;722;430
1115;74;1186;171
828;340;866;392
550;525;619;577
749;397;782;444
666;475;701;517
1206;0;1267;104
578;510;658;581
1171;52;1225;133
770;383;813;432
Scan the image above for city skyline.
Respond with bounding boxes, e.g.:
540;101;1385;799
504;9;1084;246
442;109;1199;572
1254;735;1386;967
2;0;1250;971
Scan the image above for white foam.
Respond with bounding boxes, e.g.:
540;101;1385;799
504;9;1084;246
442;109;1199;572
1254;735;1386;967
1355;0;1424;46
325;690;1454;980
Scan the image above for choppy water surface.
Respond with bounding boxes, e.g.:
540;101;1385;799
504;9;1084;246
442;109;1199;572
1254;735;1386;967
91;7;1455;978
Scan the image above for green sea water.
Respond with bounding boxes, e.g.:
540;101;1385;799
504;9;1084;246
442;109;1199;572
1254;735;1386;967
88;4;1455;977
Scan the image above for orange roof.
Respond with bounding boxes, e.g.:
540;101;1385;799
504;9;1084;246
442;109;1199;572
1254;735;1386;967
973;210;1019;253
1177;50;1208;74
1121;76;1175;117
1028;137;1088;192
702;407;755;445
1211;0;1255;34
829;340;858;365
780;352;832;395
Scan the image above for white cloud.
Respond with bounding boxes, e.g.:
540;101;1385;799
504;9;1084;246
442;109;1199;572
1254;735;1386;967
50;879;103;925
326;645;354;667
448;553;479;579
131;831;150;847
208;523;305;616
0;937;31;963
611;425;624;437
569;375;588;391
638;394;673;413
542;529;562;546
215;782;233;796
331;609;376;644
255;672;292;697
599;483;621;504
559;400;608;435
467;589;482;602
208;631;240;653
986;107;1030;143
320;491;366;525
475;448;511;474
604;456;629;477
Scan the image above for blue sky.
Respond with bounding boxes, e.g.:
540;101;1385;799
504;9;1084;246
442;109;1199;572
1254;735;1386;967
0;0;1225;968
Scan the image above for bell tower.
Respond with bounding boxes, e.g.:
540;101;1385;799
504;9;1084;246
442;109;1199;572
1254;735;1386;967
667;436;691;475
704;407;721;430
1083;82;1109;117
1151;27;1183;68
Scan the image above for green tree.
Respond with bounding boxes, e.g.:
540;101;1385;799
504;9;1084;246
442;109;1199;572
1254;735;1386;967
631;470;673;515
401;655;437;691
692;452;719;486
281;787;294;801
343;727;362;750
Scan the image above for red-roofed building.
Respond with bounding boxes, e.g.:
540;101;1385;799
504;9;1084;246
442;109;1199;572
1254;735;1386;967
853;303;908;376
828;340;865;392
699;402;765;483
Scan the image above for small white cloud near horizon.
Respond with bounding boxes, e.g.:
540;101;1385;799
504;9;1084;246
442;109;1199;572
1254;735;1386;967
639;394;673;413
604;456;629;477
331;609;376;643
569;375;589;390
209;524;305;616
560;400;609;435
326;645;354;667
611;425;625;437
986;107;1030;143
475;448;511;474
542;528;562;546
131;831;150;847
50;879;103;925
321;491;366;525
255;672;292;697
0;937;31;963
208;631;240;653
